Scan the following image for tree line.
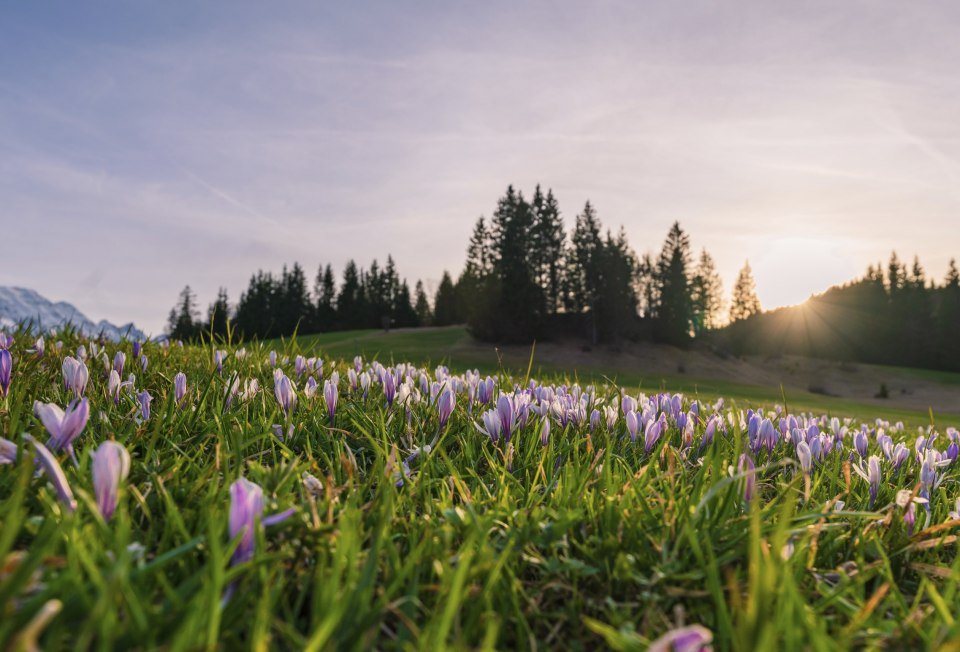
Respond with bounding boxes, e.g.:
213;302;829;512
719;254;960;371
167;183;761;345
166;257;463;341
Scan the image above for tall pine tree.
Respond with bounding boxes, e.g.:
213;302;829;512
729;261;761;322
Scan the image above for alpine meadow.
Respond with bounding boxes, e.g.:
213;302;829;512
4;2;960;651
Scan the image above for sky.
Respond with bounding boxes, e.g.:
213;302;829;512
2;1;960;335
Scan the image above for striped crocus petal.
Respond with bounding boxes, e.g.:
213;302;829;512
0;348;12;396
26;436;77;512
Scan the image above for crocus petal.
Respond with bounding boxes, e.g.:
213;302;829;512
229;478;265;565
92;441;131;521
26;436;76;512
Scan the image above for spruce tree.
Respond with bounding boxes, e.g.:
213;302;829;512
337;261;364;329
314;263;337;331
414;280;433;326
729;261;761;322
433;271;460;326
167;285;199;341
392;279;418;328
654;222;694;345
207;287;230;339
690;249;724;334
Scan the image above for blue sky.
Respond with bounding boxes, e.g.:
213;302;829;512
3;1;960;334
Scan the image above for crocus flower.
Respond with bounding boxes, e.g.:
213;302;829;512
113;351;126;376
853;455;882;508
0;333;13;349
62;356;89;397
478;377;495;405
383;372;397;408
228;478;295;566
757;419;778;453
25;435;76;512
701;415;719;450
738;454;756;503
589;408;601;432
477;408;502;444
108;370;122;403
540;416;551;447
497;395;515;442
644;417;663;454
174;372;187;407
132;340;142;358
304;376;318;399
797;441;813;475
437;387;455;429
268;350;277;367
140;355;148;372
91;440;130;521
34;336;45;356
0;349;11;397
323;379;338;424
214;350;227;374
138;390;152;421
625;410;639;443
1;436;17;464
274;373;297;417
36;398;89;459
648;624;713;652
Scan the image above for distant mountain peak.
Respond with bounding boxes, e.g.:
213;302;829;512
0;286;145;341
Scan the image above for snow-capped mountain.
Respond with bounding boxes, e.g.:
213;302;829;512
0;286;145;341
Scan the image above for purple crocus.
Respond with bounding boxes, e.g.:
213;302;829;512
62;357;89;397
214;350;227;374
174;372;187;407
304;376;318;399
478;408;502;444
0;348;12;397
540;416;551;447
496;395;515;442
132;340;142;358
383;372;397;408
113;351;126;376
25;435;76;512
92;440;130;521
625;410;639;443
138;390;152;421
796;441;813;475
36;398;89;460
644;417;663;454
437;388;456;429
853;455;882;508
648;624;713;652
0;333;13;349
228;478;295;566
323;379;338;424
274;373;297;417
738;454;756;503
757;419;778;453
853;431;868;458
1;436;18;464
478;377;495;405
